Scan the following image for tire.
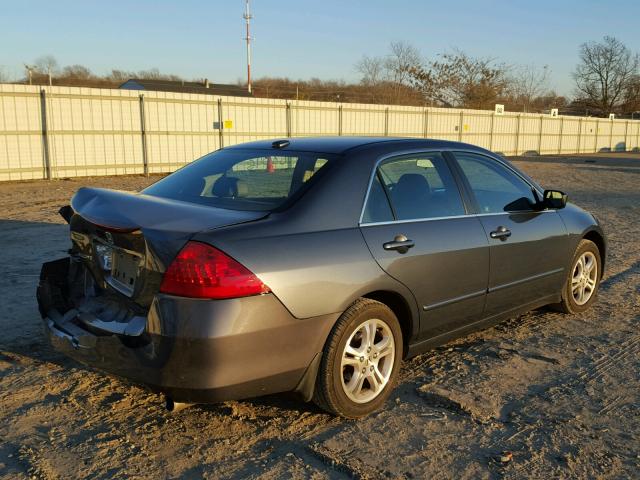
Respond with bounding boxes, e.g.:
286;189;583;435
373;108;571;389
556;239;602;314
313;298;402;418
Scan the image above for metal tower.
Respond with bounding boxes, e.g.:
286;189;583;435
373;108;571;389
243;0;253;94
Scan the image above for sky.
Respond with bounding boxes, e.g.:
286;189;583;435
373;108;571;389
1;0;639;96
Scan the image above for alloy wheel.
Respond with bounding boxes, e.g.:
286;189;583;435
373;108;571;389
340;318;395;403
571;251;598;305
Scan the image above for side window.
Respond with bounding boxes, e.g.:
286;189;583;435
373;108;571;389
454;153;536;213
362;173;394;223
376;152;465;221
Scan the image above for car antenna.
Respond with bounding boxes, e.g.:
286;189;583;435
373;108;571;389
272;140;290;149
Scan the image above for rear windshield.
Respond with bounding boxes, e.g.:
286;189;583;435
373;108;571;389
143;148;335;211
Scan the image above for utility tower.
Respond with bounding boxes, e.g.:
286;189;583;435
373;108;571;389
243;0;253;94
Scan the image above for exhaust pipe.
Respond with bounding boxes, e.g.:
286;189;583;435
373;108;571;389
165;396;193;413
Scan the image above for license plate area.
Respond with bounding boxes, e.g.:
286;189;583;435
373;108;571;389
109;250;140;297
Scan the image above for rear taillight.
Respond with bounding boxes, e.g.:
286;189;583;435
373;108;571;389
159;241;270;299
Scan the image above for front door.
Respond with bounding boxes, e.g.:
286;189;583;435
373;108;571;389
359;152;489;341
451;152;569;317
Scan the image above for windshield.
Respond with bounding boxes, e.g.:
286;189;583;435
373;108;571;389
143;148;335;211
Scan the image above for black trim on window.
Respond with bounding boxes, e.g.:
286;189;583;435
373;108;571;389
442;151;477;215
377;170;397;220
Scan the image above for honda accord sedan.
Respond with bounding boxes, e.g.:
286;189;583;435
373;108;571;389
37;137;606;418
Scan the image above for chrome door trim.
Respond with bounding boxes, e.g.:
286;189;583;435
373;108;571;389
487;267;565;293
359;210;555;228
422;289;486;312
358;146;546;226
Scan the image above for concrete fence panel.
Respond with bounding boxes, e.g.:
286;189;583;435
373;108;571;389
0;83;638;182
460;112;492;151
0;85;46;181
291;101;340;137
47;87;144;178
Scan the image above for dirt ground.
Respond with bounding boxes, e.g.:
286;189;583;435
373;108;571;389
0;153;638;479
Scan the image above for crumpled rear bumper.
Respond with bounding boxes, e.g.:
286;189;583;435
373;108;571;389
37;258;337;403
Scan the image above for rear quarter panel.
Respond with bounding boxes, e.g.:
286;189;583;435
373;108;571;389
197;222;419;325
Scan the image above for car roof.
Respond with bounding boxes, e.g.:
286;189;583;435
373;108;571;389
224;136;488;155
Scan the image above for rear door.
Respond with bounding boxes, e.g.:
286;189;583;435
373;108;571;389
450;151;568;317
359;151;489;341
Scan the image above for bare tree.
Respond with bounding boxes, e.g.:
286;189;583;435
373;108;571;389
573;36;639;114
511;64;550;112
34;55;59;75
355;42;423;104
356;55;385;86
61;64;94;79
135;68;182;81
410;49;510;109
0;66;9;83
108;69;134;82
622;75;640;115
385;41;422;86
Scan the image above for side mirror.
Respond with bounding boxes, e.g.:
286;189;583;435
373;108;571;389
543;189;567;209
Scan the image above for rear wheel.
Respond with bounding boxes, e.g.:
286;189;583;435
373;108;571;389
557;239;601;314
313;298;402;418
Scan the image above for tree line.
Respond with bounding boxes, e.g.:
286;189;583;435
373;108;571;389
254;37;639;117
2;36;639;117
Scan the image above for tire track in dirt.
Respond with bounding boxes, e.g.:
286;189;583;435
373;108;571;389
500;336;640;478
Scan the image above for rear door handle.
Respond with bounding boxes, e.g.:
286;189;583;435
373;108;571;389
490;226;511;240
383;234;415;254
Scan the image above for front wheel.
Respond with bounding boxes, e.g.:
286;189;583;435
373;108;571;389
313;299;402;418
556;239;602;314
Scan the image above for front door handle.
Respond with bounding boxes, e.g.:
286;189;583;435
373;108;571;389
383;234;415;254
490;226;511;240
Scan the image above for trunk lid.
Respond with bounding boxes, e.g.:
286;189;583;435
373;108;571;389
68;187;266;308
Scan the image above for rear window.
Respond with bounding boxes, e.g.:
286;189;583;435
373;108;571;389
143;149;334;211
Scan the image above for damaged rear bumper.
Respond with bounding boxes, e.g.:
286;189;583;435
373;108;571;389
37;258;337;403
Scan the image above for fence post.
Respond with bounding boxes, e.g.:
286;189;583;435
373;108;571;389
537;115;544;155
624;120;629;151
217;98;224;148
39;89;52;180
139;94;149;177
558;116;564;154
514;114;521;156
489;112;495;151
594;119;599;152
285;102;292;137
423;109;429;138
609;119;614;151
384;107;389;136
577;117;582;154
458;110;464;142
338;105;343;136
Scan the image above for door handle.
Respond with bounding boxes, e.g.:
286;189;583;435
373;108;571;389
490;226;511;240
383;234;415;254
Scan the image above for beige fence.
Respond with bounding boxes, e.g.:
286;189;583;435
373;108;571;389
1;83;639;181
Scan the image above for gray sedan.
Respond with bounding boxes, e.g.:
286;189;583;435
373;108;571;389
37;137;605;418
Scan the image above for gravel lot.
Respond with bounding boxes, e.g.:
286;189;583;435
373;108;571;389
1;153;638;479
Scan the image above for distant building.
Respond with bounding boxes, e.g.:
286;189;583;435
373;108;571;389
119;78;252;97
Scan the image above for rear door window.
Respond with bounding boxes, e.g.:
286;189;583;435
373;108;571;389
362;173;394;223
363;152;465;222
143;149;334;211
